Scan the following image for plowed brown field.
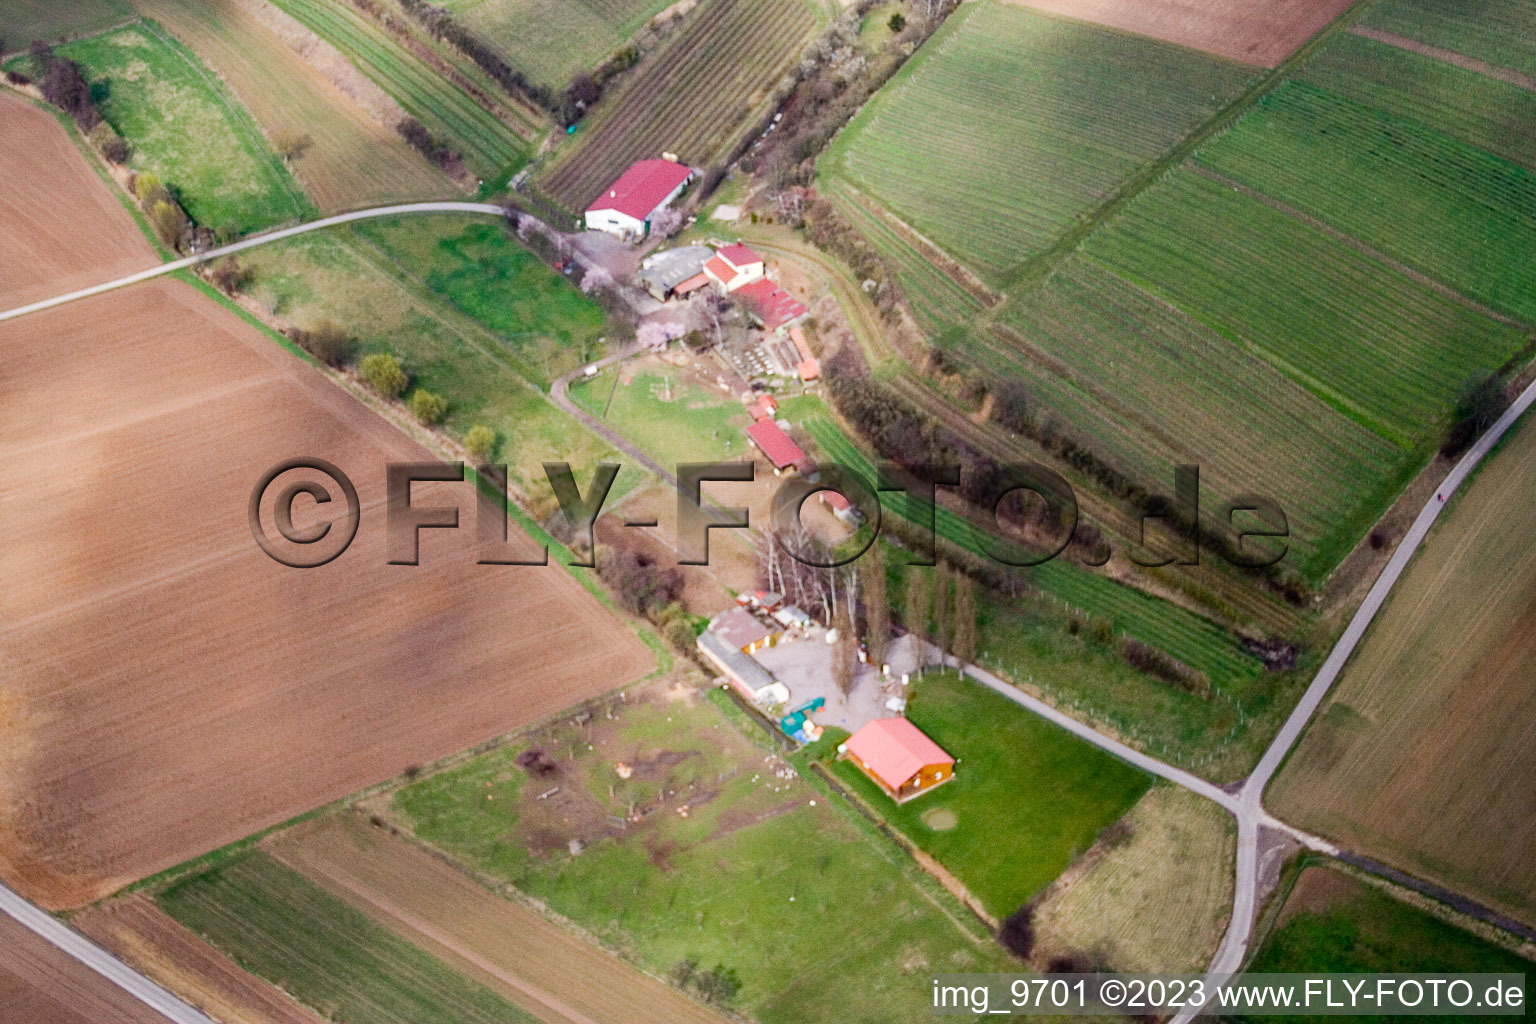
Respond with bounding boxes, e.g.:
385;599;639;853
0;276;652;908
268;816;731;1024
76;896;325;1024
1008;0;1356;66
0;92;155;310
0;913;170;1024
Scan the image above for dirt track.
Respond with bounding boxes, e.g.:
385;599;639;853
0;913;171;1024
1008;0;1356;66
0;93;156;310
0;277;653;908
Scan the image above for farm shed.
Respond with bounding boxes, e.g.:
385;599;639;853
746;419;807;475
790;326;819;381
842;718;955;804
698;630;787;705
710;606;781;653
638;245;713;299
584;158;695;240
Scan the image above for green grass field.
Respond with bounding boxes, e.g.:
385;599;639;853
158;852;540;1024
441;0;674;90
1;0;133;50
569;365;749;466
44;19;312;233
539;0;820;211
1084;168;1528;450
348;216;608;387
1197;82;1536;326
822;1;1254;283
1363;0;1536;77
240;215;624;491
267;0;530;180
1244;865;1532;1023
828;671;1150;918
394;689;1019;1024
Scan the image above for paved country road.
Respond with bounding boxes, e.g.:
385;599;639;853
0;201;511;323
0;885;214;1024
4;203;1534;1022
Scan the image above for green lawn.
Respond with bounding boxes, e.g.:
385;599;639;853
348;216;609;388
827;671;1150;919
822;0;1254;282
394;689;1019;1024
1244;865;1533;1023
42;19;312;234
239;216;626;492
1;0;133;50
570;365;751;466
158;852;540;1024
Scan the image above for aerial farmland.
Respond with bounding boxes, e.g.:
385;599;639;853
0;0;1533;1018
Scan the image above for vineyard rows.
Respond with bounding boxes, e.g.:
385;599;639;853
1197;81;1536;325
984;258;1407;579
271;0;530;178
1083;169;1528;450
539;0;818;210
822;1;1253;283
1363;0;1536;77
449;0;674;90
1302;33;1536;170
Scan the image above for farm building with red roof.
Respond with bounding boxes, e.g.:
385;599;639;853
843;717;955;803
584;159;696;240
735;278;807;332
746;418;806;474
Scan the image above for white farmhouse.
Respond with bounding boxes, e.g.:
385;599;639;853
584;158;696;241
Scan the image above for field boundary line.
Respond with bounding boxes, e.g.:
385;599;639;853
831;181;1001;305
1187;163;1534;331
992;0;1386;296
1350;25;1536;93
0;201;509;323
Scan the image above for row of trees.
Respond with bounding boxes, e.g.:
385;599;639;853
20;44;132;169
395;116;464;178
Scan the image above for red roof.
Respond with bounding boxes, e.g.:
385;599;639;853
820;490;851;511
746;419;806;469
735;278;807;332
717;243;762;269
703;255;738;288
845;718;954;791
674;271;711;294
586;159;694;220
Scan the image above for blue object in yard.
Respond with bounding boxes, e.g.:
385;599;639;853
779;697;826;743
567;123;578;134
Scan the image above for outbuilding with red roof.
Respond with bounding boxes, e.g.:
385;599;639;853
585;159;696;240
746;418;806;474
842;717;955;803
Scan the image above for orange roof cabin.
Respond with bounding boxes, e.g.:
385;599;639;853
842;718;955;803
